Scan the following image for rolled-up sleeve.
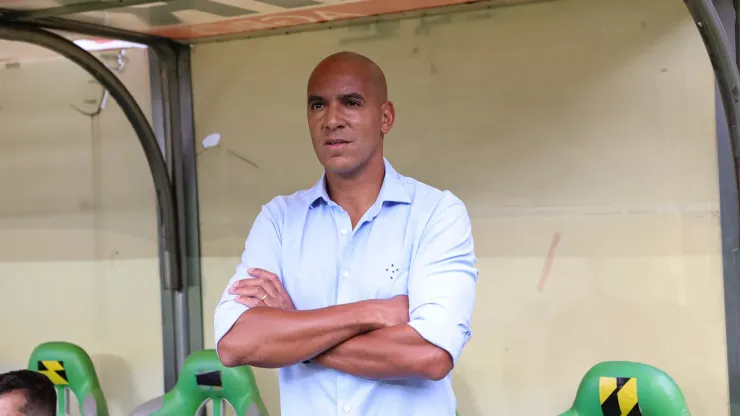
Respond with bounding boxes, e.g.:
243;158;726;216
407;192;478;365
213;202;284;350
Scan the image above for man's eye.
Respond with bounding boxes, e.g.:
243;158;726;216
346;100;360;106
310;102;324;110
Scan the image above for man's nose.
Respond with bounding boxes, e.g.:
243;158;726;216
324;102;344;130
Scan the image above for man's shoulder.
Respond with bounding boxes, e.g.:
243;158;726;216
260;185;318;216
399;172;468;216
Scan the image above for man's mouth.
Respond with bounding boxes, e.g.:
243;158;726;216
325;139;351;147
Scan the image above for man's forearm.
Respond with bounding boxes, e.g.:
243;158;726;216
217;301;385;368
311;324;453;381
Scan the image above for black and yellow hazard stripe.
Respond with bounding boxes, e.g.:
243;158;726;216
599;376;642;416
37;360;68;385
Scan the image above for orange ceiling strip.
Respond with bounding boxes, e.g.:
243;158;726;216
146;0;492;40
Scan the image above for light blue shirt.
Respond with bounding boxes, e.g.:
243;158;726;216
214;158;477;416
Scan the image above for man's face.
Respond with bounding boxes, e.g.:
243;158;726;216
307;59;393;176
0;391;29;416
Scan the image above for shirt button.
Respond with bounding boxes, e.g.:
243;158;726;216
340;228;348;235
342;271;349;278
343;405;351;413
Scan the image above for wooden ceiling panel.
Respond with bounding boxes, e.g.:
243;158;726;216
1;0;548;43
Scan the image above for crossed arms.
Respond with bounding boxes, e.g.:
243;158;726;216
215;195;477;381
217;282;449;380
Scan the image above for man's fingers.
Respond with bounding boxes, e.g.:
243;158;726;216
229;285;265;298
248;268;277;280
261;296;287;309
249;268;288;292
234;293;279;310
233;269;294;310
230;269;278;289
235;296;265;308
231;281;279;301
260;271;282;284
231;277;263;288
231;276;280;299
260;276;286;297
247;268;290;299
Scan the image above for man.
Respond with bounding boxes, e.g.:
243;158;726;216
215;51;477;416
0;370;56;416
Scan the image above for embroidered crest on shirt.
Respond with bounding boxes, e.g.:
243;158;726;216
386;264;399;279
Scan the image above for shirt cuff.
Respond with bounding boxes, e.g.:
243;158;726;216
213;300;249;354
407;305;471;365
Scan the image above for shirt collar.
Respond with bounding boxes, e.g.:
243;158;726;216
309;157;411;209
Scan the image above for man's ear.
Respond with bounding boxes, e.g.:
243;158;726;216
380;101;395;135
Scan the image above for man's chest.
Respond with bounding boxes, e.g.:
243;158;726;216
279;207;419;310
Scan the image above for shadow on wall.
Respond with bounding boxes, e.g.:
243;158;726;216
452;374;483;415
93;354;136;416
250;368;280;416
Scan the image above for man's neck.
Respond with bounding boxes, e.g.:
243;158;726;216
326;158;385;227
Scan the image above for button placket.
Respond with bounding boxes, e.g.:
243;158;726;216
336;210;353;305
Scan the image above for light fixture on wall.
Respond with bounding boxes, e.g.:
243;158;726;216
197;133;260;229
72;39;146;51
197;133;259;169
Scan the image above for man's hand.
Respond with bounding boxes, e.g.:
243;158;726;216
217;285;402;368
220;270;412;370
229;268;295;310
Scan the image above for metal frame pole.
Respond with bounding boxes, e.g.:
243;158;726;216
712;0;740;411
149;41;205;390
684;1;740;161
683;1;740;413
0;22;192;391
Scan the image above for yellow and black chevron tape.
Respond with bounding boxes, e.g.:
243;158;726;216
38;360;69;385
599;376;642;416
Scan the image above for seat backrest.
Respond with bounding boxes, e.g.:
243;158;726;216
130;349;268;416
28;341;108;416
558;361;691;416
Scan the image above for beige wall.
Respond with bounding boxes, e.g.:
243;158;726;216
192;0;728;414
0;45;164;414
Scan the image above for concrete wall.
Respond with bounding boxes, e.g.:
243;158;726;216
0;45;164;415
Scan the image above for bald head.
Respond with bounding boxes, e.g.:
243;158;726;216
305;51;396;178
308;51;388;102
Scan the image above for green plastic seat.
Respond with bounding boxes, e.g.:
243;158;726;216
130;349;268;416
28;341;109;416
558;361;691;416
